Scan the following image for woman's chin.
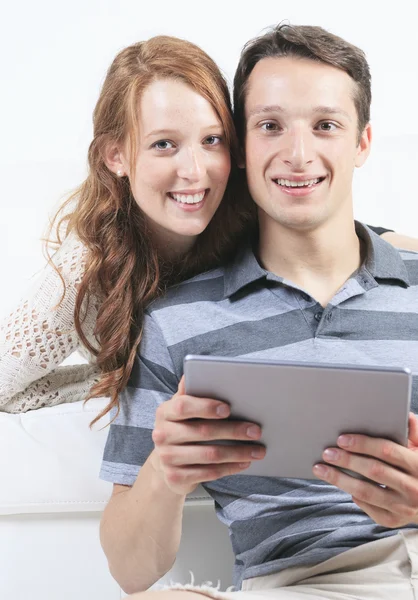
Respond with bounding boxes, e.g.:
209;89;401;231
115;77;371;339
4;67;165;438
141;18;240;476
172;219;212;238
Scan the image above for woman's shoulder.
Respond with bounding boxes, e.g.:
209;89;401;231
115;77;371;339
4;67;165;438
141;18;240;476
49;229;89;276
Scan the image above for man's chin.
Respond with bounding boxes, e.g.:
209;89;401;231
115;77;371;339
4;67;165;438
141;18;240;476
260;207;329;233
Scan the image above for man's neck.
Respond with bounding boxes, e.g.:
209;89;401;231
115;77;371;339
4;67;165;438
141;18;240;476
257;212;363;307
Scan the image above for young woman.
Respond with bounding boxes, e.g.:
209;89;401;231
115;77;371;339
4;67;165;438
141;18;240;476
0;35;415;425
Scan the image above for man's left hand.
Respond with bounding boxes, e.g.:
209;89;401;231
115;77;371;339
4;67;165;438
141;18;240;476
313;412;418;528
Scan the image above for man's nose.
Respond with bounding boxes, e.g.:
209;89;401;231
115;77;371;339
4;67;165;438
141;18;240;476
177;147;206;181
280;129;314;170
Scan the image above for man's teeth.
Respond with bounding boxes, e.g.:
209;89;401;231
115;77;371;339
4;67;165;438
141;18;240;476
275;178;321;188
170;192;206;204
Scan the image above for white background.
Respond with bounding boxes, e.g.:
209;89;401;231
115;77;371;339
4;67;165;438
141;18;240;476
0;0;417;317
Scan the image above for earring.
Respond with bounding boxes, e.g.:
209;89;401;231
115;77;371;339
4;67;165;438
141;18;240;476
116;169;124;177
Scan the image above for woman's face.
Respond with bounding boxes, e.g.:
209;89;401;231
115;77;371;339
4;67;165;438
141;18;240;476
119;79;231;250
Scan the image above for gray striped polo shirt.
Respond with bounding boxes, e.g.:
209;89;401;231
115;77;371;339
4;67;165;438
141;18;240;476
100;222;418;589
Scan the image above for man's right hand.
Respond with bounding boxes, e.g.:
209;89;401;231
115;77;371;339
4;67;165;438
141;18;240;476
150;377;266;496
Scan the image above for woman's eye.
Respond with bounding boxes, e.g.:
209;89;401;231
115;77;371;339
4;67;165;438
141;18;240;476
153;140;174;150
317;122;337;132
203;135;222;146
261;122;280;132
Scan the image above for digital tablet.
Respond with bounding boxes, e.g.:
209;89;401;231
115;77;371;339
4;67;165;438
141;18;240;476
183;355;412;479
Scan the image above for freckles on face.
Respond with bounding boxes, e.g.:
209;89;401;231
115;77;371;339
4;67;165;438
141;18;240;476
124;78;231;242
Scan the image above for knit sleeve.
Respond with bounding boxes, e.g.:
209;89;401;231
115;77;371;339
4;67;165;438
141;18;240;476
0;232;102;412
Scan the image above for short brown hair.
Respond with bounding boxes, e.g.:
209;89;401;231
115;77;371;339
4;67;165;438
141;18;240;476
233;24;372;144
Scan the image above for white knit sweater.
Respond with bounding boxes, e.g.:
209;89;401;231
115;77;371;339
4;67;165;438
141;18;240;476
0;233;102;413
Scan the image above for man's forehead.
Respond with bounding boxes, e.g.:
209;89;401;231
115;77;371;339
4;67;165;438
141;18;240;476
244;56;357;116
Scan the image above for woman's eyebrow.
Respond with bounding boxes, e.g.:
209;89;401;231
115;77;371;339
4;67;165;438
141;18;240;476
145;124;223;139
145;128;180;139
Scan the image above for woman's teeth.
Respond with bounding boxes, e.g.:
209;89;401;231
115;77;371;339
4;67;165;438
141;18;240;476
170;191;206;204
275;178;321;188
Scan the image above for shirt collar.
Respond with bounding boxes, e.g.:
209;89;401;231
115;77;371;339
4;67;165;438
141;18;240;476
223;221;410;299
357;222;410;286
223;245;269;298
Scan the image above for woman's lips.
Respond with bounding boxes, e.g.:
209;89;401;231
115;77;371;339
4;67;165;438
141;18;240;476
167;189;208;211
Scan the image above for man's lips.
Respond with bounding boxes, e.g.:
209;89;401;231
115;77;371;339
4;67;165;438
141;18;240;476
272;176;326;197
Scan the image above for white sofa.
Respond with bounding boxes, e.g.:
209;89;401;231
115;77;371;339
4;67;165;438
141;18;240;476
0;398;234;600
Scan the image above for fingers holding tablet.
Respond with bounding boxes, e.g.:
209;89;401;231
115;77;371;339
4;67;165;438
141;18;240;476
314;415;418;527
183;355;411;479
151;382;266;496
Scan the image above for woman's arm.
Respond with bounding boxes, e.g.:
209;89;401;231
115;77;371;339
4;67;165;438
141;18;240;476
381;231;418;252
0;233;100;411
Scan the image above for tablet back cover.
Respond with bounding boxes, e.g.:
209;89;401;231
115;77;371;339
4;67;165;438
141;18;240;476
184;356;412;479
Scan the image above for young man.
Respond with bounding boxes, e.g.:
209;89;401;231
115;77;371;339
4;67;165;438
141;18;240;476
99;25;418;599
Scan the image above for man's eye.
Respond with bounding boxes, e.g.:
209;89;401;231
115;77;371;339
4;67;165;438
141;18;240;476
203;135;222;146
261;122;280;132
153;140;174;150
317;122;337;132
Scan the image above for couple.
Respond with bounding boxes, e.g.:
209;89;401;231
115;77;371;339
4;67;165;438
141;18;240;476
99;23;418;600
1;27;416;417
1;21;417;600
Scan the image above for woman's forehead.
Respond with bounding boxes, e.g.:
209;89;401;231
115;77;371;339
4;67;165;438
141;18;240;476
138;79;222;135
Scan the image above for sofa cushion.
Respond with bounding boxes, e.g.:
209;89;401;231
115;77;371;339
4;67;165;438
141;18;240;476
0;398;212;515
0;399;113;514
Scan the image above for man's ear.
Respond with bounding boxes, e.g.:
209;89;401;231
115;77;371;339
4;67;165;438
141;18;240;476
355;123;372;169
103;141;129;177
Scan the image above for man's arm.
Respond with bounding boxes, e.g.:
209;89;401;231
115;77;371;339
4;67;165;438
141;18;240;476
100;452;186;594
99;313;188;593
100;383;264;593
99;314;265;594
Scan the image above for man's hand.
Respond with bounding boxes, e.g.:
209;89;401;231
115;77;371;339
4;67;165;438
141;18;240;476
313;412;418;528
150;377;266;496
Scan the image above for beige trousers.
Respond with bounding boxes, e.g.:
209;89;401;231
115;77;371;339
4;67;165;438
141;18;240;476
166;531;418;600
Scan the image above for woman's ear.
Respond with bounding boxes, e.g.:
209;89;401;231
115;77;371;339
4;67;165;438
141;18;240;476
103;141;128;177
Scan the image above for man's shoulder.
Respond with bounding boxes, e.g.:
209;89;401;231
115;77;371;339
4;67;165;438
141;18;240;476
397;248;418;286
148;266;228;315
397;248;418;260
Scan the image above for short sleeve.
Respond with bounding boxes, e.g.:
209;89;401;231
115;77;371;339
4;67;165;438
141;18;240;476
99;311;178;486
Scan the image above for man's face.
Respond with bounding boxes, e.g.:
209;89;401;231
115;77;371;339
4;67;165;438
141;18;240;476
244;56;371;232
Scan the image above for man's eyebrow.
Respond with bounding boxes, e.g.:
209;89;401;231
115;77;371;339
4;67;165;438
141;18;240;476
312;106;352;121
247;105;285;118
247;105;352;121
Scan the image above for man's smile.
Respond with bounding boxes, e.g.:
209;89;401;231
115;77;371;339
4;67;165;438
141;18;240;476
272;175;327;196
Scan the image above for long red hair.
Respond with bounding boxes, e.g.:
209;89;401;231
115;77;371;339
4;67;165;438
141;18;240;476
46;36;255;426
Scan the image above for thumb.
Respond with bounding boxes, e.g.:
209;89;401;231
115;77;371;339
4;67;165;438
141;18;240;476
177;375;186;396
408;412;418;448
